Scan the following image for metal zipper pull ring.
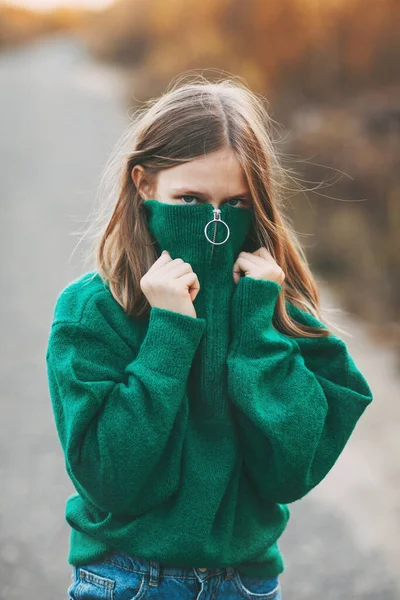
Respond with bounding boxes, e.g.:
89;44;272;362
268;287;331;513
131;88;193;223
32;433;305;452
204;207;230;245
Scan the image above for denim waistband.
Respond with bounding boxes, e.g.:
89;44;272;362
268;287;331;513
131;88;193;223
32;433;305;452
102;548;236;584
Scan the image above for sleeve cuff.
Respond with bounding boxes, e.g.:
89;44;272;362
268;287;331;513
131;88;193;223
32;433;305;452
130;306;206;379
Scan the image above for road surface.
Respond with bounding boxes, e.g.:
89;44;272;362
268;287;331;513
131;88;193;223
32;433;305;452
0;33;399;599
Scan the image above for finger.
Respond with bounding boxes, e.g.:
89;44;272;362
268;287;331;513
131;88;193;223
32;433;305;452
232;255;257;282
237;251;276;269
232;263;243;285
164;260;193;278
243;248;276;266
254;248;281;274
235;254;265;270
148;250;172;273
253;247;274;261
154;256;188;277
177;272;200;302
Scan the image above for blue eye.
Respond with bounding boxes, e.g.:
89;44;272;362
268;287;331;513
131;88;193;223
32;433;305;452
180;195;198;205
179;195;249;208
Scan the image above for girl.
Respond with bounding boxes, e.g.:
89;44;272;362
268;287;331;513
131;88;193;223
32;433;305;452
46;77;373;599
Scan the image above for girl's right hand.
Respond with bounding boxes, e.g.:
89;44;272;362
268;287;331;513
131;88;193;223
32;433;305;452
140;250;201;319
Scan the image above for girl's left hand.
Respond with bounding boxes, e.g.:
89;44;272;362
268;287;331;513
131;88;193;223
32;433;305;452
232;247;286;286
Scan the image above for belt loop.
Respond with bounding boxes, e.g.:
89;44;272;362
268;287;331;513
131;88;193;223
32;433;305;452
149;560;160;587
225;566;235;580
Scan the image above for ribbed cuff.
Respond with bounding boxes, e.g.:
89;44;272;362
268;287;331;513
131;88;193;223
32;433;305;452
230;276;282;351
131;306;206;379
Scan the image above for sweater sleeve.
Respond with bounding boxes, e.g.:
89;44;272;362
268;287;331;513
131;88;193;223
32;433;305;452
46;303;206;516
226;275;373;504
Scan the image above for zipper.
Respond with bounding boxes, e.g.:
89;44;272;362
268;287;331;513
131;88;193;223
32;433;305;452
202;208;219;407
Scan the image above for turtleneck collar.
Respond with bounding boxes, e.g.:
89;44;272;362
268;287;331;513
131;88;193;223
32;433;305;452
142;199;255;289
142;198;256;418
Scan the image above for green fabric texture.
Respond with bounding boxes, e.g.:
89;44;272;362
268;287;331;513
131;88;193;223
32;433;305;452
45;199;373;578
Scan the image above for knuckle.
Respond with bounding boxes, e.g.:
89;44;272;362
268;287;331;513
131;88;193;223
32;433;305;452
276;268;285;284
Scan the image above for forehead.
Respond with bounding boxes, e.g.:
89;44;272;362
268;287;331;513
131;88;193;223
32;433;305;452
157;148;249;195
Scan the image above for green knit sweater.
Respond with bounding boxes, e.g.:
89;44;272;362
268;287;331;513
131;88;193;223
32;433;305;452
45;199;373;578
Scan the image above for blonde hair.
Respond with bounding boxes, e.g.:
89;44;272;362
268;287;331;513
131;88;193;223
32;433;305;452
75;74;339;339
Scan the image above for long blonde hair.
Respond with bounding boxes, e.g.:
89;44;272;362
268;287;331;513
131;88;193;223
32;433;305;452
76;74;339;339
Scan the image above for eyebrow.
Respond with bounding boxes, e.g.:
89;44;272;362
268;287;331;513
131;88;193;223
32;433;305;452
170;187;252;201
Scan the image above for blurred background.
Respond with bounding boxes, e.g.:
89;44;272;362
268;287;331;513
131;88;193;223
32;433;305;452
0;0;399;598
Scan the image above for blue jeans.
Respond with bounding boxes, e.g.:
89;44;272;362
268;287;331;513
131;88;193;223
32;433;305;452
67;548;282;599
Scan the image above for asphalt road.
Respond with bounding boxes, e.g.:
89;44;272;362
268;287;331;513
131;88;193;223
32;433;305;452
0;34;399;599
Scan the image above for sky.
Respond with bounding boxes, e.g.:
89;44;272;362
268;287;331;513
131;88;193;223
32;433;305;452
8;0;114;11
